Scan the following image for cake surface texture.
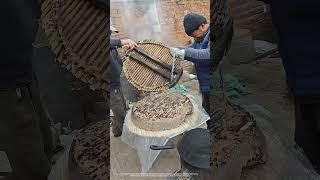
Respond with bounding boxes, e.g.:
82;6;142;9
132;92;193;131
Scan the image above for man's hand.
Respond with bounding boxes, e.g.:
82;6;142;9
170;48;185;60
120;38;137;53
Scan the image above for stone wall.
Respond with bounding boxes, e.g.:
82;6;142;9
111;0;273;44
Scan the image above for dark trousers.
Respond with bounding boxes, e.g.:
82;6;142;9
110;49;122;90
0;78;51;180
294;96;320;165
202;92;212;128
30;75;55;156
110;49;127;134
110;88;126;133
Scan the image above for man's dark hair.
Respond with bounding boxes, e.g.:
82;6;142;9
183;13;207;36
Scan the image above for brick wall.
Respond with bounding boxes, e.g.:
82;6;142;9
111;0;273;45
111;0;210;47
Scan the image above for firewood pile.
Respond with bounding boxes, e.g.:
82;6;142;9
40;0;109;96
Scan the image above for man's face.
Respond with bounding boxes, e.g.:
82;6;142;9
191;24;207;41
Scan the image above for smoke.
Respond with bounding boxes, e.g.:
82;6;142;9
111;0;176;45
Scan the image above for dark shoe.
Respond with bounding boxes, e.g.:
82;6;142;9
112;126;122;137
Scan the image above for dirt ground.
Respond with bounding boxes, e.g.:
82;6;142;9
217;57;319;180
223;57;295;146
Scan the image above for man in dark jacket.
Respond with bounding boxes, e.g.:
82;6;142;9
170;13;212;128
110;24;137;137
0;1;53;179
258;0;320;173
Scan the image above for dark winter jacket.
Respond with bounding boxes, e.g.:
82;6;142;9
185;28;211;93
270;0;320;95
0;0;40;89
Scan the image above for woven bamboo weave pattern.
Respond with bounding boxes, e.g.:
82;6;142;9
123;39;183;92
40;0;109;95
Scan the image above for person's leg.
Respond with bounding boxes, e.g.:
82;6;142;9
202;92;213;129
29;74;56;158
294;97;320;169
106;91;110;119
0;87;51;180
309;101;320;165
314;103;320;135
294;97;310;149
202;92;210;113
110;88;126;137
110;51;127;137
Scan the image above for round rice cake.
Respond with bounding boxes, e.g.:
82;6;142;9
132;92;193;131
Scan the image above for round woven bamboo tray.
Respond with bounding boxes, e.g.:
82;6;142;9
123;39;183;92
